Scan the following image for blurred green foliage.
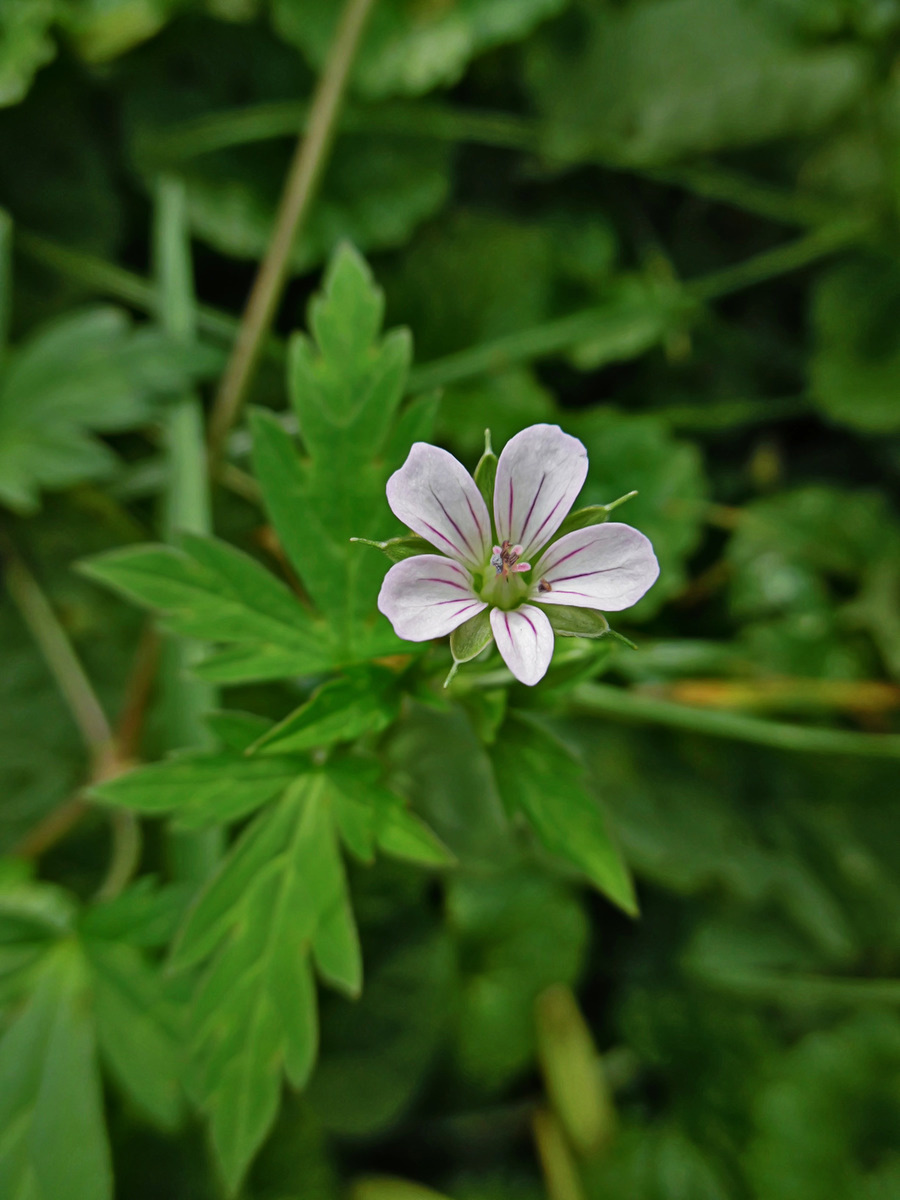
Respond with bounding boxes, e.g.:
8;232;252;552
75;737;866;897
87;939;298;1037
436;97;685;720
1;1;900;1199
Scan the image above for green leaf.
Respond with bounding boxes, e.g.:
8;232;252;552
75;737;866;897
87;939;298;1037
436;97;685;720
327;760;455;868
176;134;452;275
490;715;637;915
0;0;56;108
272;0;567;98
83;938;183;1130
56;0;170;64
249;246;419;661
0;307;219;513
811;255;900;432
205;710;275;753
250;670;401;756
80;532;338;682
0;945;112;1200
527;0;869;166
170;776;362;1193
78;880;188;949
91;752;307;829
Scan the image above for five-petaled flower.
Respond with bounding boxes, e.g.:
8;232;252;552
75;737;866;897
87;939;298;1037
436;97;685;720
377;424;659;686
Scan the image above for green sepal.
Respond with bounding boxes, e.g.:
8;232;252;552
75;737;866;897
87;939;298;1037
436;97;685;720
450;608;494;665
350;534;438;562
473;428;498;515
605;629;638;651
541;605;610;638
553;491;638;540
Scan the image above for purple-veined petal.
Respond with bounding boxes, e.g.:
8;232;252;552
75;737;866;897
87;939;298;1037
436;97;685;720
493;424;588;559
378;555;487;641
490;604;555;687
531;523;659;611
386;443;491;571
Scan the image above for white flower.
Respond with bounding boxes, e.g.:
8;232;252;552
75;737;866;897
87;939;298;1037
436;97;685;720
377;424;659;686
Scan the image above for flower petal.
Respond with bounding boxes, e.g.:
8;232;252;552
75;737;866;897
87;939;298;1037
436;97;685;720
490;605;555;687
386;443;491;571
378;555;486;641
531;523;660;611
493;424;588;559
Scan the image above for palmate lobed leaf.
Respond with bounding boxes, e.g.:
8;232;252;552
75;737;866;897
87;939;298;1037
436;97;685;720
82;246;429;681
0;945;112;1200
0;877;188;1200
91;750;308;829
115;755;451;1194
80;532;338;682
491;714;637;915
249;669;401;756
170;776;355;1192
0;305;220;514
249;246;418;660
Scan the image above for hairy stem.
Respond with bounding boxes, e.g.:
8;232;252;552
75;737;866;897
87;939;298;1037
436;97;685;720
206;0;378;465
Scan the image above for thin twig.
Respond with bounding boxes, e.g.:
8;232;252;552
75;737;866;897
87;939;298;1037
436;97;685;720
206;0;378;466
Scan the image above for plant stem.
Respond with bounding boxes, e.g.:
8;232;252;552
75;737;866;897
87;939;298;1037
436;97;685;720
95;810;142;901
14;228;261;352
206;0;378;465
3;542;114;769
687;219;866;302
568;682;900;759
14;797;90;859
0;208;12;364
155;175;223;882
407;294;677;393
19;216;861;411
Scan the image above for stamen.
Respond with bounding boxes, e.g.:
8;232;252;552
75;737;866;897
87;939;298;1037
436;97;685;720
491;540;529;580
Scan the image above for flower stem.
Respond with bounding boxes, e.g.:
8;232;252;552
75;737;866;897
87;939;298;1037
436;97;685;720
206;0;378;466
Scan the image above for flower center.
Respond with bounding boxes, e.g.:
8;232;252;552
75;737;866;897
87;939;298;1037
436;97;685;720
479;542;531;609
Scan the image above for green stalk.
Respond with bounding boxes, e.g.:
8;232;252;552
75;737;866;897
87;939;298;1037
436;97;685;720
0;208;12;364
206;0;379;465
141;99;537;163
569;682;900;759
154;175;222;881
19;217;863;410
14;228;264;352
